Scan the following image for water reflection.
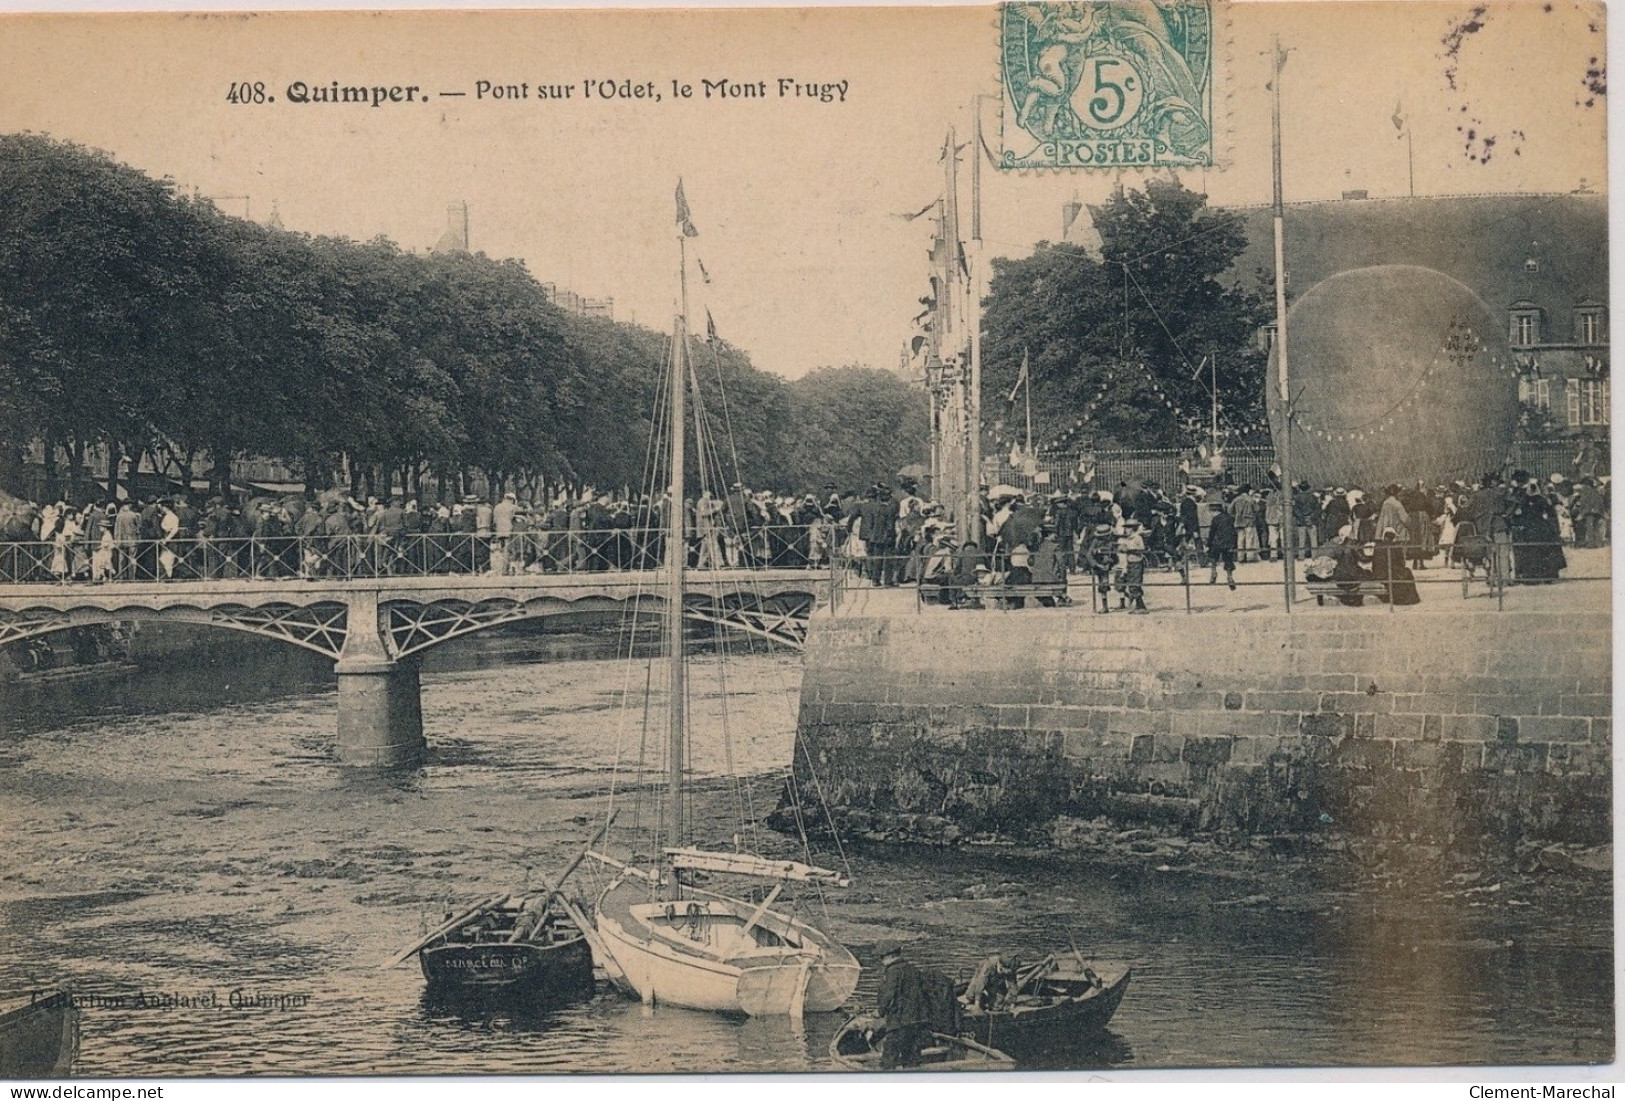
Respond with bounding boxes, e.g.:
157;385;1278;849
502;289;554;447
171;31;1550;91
0;623;1612;1074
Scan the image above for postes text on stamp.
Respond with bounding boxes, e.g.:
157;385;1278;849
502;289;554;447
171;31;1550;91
999;0;1215;170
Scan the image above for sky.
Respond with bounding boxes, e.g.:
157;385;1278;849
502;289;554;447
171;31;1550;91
0;1;1608;379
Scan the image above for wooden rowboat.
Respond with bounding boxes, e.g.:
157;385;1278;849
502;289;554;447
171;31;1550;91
418;899;595;1007
829;1013;1013;1071
956;959;1131;1064
0;991;78;1079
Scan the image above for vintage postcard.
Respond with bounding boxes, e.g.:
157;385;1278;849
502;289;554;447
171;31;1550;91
0;0;1612;1084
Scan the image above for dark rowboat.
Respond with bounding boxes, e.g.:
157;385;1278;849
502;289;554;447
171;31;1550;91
419;899;595;1007
957;958;1131;1064
0;991;79;1079
829;1014;1013;1071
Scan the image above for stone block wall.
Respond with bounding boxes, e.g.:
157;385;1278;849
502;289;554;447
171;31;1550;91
794;610;1611;845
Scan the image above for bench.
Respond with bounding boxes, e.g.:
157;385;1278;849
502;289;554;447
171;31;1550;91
1304;579;1391;607
962;582;1071;609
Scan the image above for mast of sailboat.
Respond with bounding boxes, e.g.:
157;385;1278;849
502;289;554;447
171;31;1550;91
667;185;692;850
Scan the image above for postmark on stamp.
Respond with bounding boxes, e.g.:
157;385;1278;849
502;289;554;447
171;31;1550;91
999;0;1215;170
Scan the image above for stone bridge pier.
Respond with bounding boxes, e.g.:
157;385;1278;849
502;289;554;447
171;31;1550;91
334;591;425;767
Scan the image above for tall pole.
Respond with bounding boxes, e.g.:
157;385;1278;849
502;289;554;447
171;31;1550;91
942;126;968;542
1272;37;1296;612
967;98;985;546
1210;353;1219;459
1024;363;1033;456
1407;128;1415;198
666;230;689;848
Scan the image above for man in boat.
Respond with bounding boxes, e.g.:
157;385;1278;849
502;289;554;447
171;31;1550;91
963;954;1013;1011
510;897;551;942
875;940;935;1068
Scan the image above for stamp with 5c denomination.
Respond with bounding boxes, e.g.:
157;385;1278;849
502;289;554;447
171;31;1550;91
999;0;1215;170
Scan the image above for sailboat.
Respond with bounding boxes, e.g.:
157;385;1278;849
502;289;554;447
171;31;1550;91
588;183;861;1018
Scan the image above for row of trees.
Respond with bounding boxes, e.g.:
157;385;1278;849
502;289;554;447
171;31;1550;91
979;179;1272;453
0;133;927;504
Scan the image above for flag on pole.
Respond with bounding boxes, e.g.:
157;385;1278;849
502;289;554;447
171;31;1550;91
705;308;718;342
675;180;699;237
895;197;939;222
1266;40;1289;89
1391;101;1405;134
1006;349;1030;404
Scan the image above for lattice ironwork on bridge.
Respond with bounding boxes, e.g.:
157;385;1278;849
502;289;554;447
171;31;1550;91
685;592;813;649
0;607;72;648
207;602;349;659
381;590;813;658
0;573;821;661
0;601;351;658
384;599;533;658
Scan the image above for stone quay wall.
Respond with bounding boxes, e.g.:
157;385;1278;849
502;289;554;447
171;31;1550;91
793;610;1611;847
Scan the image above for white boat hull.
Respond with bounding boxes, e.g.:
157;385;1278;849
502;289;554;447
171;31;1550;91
595;883;859;1016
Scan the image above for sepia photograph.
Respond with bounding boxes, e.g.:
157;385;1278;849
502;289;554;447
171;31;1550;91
0;0;1612;1083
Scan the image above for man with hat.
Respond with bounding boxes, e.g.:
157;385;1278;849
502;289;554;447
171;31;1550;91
1572;475;1606;548
1118;518;1148;613
874;940;932;1069
1083;522;1118;612
1207;492;1239;590
1292;480;1319;557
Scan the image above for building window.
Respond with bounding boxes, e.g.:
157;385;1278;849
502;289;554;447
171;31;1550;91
1510;314;1538;346
1567;378;1610;427
1577;310;1606;346
1525;258;1540;274
1532;378;1550;410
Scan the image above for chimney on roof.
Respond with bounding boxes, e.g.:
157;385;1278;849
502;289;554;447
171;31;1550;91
432;201;470;254
1062;192;1083;241
1340;189;1369;201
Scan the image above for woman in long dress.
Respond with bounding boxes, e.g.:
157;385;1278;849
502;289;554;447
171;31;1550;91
1376;485;1410;548
1435;490;1459;567
1508;482;1566;582
1370;529;1420;605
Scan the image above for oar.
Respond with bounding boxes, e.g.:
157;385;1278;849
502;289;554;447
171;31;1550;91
1013;954;1056;995
1065;928;1088;968
380;893;509;969
532;865;629;989
508;811;618;943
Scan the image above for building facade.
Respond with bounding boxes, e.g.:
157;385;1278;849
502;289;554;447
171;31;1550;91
1508;292;1609;438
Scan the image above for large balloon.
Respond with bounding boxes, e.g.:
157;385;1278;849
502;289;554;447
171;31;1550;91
1266;265;1519;489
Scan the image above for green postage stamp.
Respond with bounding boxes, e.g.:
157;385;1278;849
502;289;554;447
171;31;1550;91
999;0;1215;170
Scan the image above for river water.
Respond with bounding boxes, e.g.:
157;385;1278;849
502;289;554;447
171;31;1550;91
0;625;1611;1075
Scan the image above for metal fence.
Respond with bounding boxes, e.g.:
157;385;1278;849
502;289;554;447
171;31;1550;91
830;538;1605;616
0;525;838;585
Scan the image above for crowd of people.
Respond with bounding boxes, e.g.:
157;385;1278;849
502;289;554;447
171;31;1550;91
0;484;854;583
0;466;1607;612
886;467;1607;613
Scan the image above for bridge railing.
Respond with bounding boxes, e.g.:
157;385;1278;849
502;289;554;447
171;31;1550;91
0;525;846;585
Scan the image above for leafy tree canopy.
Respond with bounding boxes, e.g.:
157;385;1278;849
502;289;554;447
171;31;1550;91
981;179;1270;452
0;133;926;501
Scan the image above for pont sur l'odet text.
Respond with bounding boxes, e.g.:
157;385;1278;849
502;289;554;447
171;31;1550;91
228;77;851;106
